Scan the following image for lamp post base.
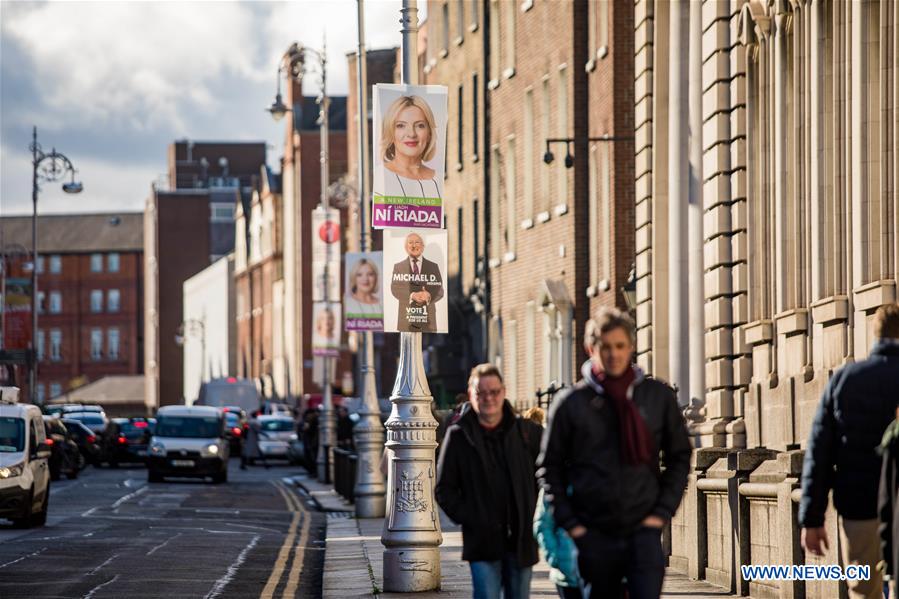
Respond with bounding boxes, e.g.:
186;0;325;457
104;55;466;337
383;547;441;592
354;494;386;519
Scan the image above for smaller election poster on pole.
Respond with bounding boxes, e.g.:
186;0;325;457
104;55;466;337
344;252;384;331
312;301;341;357
311;206;341;302
382;229;448;334
372;84;448;229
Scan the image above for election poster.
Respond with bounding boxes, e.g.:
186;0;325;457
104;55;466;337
312;301;341;357
344;252;384;332
382;229;448;334
372;84;448;229
311;207;341;302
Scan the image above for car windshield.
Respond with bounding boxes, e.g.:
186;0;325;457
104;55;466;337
261;419;293;432
155;416;221;438
69;414;105;426
225;413;240;426
62;420;92;436
0;417;26;452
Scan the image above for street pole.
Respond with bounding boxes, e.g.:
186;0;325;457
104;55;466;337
316;43;337;484
352;0;387;519
30;127;39;405
381;0;443;592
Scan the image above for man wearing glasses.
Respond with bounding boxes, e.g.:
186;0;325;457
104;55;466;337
436;364;543;599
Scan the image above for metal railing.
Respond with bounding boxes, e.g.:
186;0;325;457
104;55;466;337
333;448;358;503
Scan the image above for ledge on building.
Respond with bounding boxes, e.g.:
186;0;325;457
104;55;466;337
472;154;479;163
488;258;501;269
597;46;608;60
468;22;479;34
536;210;551;223
502;251;517;264
438;49;448;59
503;67;516;80
774;308;808;335
487;79;500;91
454;36;463;47
455;162;463;172
553;204;569;217
743;319;773;345
521;0;534;11
520;218;534;230
810;295;849;325
853;280;897;312
585;59;596;73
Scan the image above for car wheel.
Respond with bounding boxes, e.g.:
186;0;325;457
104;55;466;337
29;492;48;528
148;469;163;483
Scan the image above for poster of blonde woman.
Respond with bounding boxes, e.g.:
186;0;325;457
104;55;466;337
312;302;341;357
344;252;383;331
382;229;447;334
372;84;448;229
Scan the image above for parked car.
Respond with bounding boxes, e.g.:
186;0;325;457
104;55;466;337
222;408;247;455
64;411;108;435
103;418;154;467
42;417;82;481
45;404;105;417
255;416;298;462
61;418;102;466
147;406;229;484
0;387;51;527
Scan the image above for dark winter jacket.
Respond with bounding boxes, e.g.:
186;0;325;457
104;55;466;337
799;340;899;527
878;419;899;578
435;401;543;567
537;362;691;536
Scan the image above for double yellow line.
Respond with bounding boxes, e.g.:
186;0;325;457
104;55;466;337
260;481;311;599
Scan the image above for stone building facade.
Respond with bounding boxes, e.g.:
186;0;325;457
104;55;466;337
637;0;898;595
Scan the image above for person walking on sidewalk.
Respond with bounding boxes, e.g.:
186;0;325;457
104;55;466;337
801;303;899;599
533;488;582;598
538;307;691;599
436;363;543;599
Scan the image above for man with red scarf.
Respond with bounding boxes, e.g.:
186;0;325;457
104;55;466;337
538;307;691;599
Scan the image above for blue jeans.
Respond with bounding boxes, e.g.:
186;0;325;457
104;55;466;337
470;554;533;599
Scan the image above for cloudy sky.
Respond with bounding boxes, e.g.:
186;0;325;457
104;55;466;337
1;1;423;216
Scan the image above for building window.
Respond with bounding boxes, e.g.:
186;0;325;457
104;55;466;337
442;2;450;55
107;289;120;313
503;0;516;76
598;0;609;56
456;0;465;42
470;0;478;30
37;291;45;314
505;137;517;256
49;383;61;399
35;256;44;274
525;301;536;398
473;198;480;272
508;319;518;407
108;328;120;360
600;143;611;283
489;0;501;84
457;85;464;169
211;203;235;222
490;145;502;262
91;328;103;360
457;206;465;294
589;145;599;287
557;65;569;206
472;73;479;159
49;291;62;314
90;289;103;313
36;329;45;362
90;253;103;273
36;384;45;404
49;329;62;362
107;252;120;273
49;255;61;274
523;88;535;220
541;76;551;212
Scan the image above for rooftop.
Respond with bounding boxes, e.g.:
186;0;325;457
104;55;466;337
0;212;143;253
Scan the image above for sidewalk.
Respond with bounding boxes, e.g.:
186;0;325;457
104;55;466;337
290;474;733;598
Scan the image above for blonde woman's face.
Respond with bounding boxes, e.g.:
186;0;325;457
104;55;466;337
393;105;430;160
355;263;376;294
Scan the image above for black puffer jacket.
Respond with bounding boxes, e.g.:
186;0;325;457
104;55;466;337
537;362;691;536
800;341;899;527
435;401;543;567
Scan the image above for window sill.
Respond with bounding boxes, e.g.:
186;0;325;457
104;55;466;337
487;79;500;91
854;280;897;312
553;204;569;217
468;23;479;33
774;308;809;335
520;218;534;230
742;320;774;346
536;211;551;224
472;154;480;163
454;36;463;47
423;64;433;75
503;252;517;263
488;258;501;269
597;46;608;60
503;67;516;80
438;49;448;59
810;295;849;325
455;162;463;172
521;0;534;11
585;59;596;73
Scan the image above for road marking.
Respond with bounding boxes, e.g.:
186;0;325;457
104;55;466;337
259;482;301;599
0;547;46;569
81;574;119;599
146;532;182;556
110;485;148;509
281;495;311;598
86;554;117;576
203;534;261;599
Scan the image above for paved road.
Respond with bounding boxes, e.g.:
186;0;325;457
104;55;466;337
0;460;326;598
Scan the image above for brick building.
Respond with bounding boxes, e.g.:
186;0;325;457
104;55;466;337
144;140;266;409
0;213;143;403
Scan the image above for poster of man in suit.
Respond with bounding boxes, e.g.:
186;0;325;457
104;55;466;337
382;229;447;334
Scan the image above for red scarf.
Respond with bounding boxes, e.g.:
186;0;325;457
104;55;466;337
593;365;654;466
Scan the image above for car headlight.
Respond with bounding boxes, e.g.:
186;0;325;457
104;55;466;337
0;463;25;479
205;444;219;455
149;443;166;457
289;433;298;441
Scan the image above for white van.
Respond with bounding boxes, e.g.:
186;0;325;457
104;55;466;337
147;405;229;484
0;387;51;527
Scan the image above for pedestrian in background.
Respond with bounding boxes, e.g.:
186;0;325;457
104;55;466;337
523;406;545;427
241;416;268;470
538;307;691;599
802;303;899;599
436;364;543;599
878;405;899;599
533;488;582;598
